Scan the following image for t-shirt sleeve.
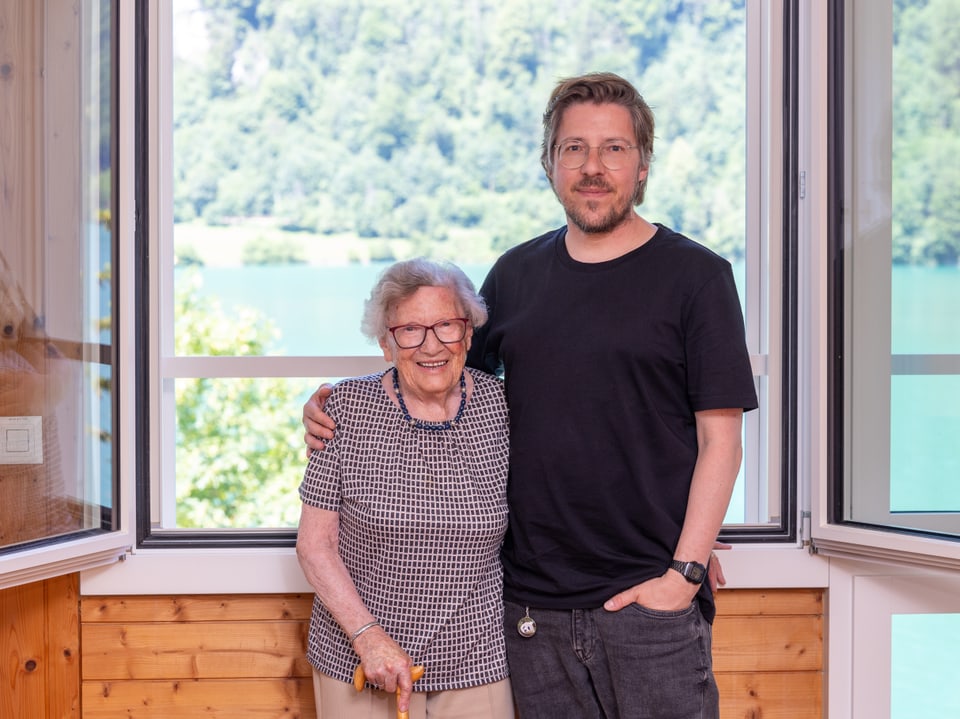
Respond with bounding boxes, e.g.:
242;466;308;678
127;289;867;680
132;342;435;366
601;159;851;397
684;264;759;412
467;266;503;376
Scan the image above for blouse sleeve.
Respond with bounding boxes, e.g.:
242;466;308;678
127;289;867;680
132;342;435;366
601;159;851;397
298;390;345;511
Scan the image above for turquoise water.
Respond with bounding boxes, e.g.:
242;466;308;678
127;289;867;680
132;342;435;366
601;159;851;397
188;262;960;355
178;262;960;517
179;260;752;357
180;262;493;357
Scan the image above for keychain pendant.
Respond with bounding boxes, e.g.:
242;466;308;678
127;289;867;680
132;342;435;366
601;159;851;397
517;607;537;638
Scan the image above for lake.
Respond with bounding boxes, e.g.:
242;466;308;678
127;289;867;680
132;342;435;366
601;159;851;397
179;262;960;356
178;262;494;357
177;261;960;514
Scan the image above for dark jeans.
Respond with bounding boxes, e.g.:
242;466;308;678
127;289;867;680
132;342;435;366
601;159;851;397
503;599;719;719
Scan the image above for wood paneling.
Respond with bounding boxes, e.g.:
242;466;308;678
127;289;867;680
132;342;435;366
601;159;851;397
0;573;79;719
81;621;312;680
47;572;82;718
80;679;314;719
80;594;313;623
714;615;823;671
1;579;46;717
715;587;823;616
715;589;824;718
6;577;823;718
717;672;823;719
80;593;318;718
77;588;823;718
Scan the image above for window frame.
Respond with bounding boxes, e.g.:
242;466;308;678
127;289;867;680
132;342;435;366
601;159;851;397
811;0;960;569
137;0;797;551
0;0;132;590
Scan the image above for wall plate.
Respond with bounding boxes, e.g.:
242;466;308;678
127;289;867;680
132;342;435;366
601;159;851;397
0;416;43;464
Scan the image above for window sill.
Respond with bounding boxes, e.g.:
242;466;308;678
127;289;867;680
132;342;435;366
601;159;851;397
80;543;828;595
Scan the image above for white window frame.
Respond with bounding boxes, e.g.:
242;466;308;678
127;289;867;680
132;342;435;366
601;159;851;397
149;0;788;537
83;0;822;594
826;563;960;719
807;0;960;568
0;0;133;590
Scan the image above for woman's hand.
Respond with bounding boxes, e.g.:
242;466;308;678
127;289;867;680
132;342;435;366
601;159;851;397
354;663;425;719
302;383;335;455
353;627;418;713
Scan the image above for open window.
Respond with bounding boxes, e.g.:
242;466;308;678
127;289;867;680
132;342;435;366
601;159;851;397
0;0;129;589
814;0;960;566
140;0;795;550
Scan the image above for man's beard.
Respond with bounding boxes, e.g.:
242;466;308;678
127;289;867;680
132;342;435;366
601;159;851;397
561;178;637;235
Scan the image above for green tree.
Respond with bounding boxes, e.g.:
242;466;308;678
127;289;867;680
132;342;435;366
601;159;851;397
893;0;960;265
173;272;310;528
172;0;754;262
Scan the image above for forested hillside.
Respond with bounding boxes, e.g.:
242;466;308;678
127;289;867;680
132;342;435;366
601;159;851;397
173;0;959;265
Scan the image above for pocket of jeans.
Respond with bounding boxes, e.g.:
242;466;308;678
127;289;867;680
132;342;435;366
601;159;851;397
626;601;696;619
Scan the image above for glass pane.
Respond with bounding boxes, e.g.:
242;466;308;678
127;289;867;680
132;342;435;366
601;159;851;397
891;0;960;353
892;267;960;354
170;0;748;358
888;0;960;518
890;376;960;513
171;377;322;529
843;0;960;534
166;0;760;531
0;0;115;551
891;614;960;719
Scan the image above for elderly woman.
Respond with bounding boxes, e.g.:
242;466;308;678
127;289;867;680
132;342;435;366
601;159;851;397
296;258;513;719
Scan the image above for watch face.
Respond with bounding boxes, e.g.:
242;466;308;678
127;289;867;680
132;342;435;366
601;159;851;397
672;560;706;584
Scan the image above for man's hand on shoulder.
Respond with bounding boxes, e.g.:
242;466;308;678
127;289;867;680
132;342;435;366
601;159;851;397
303;383;335;457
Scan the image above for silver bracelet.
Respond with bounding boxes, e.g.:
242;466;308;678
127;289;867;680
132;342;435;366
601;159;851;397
350;620;380;644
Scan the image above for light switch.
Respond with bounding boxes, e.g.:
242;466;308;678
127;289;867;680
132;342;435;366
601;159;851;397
0;416;43;464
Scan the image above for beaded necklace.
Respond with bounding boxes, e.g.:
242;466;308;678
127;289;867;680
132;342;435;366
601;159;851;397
391;366;466;430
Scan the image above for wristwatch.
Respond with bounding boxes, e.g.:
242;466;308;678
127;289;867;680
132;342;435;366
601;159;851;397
669;559;707;585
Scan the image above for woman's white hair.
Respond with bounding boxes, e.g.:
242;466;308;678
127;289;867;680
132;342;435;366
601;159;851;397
360;258;488;343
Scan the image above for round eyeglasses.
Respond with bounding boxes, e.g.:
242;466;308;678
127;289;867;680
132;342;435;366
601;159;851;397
554;140;639;171
387;318;469;349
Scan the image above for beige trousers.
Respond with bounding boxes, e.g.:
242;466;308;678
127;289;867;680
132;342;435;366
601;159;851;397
312;670;515;719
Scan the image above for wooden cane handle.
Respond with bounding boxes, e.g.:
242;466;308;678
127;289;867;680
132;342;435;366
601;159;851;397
352;664;366;692
352;663;426;719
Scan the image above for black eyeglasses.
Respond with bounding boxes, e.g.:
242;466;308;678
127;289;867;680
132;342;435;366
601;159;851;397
387;318;470;349
554;140;639;170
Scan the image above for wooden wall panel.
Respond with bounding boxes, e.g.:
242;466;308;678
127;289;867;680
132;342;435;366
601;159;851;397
0;573;79;719
0;579;46;717
80;594;313;623
46;572;82;718
80;678;314;719
78;588;823;719
3;578;823;719
82;621;312;679
717;672;823;719
80;593;317;719
715;589;824;719
714;615;823;672
715;588;823;616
